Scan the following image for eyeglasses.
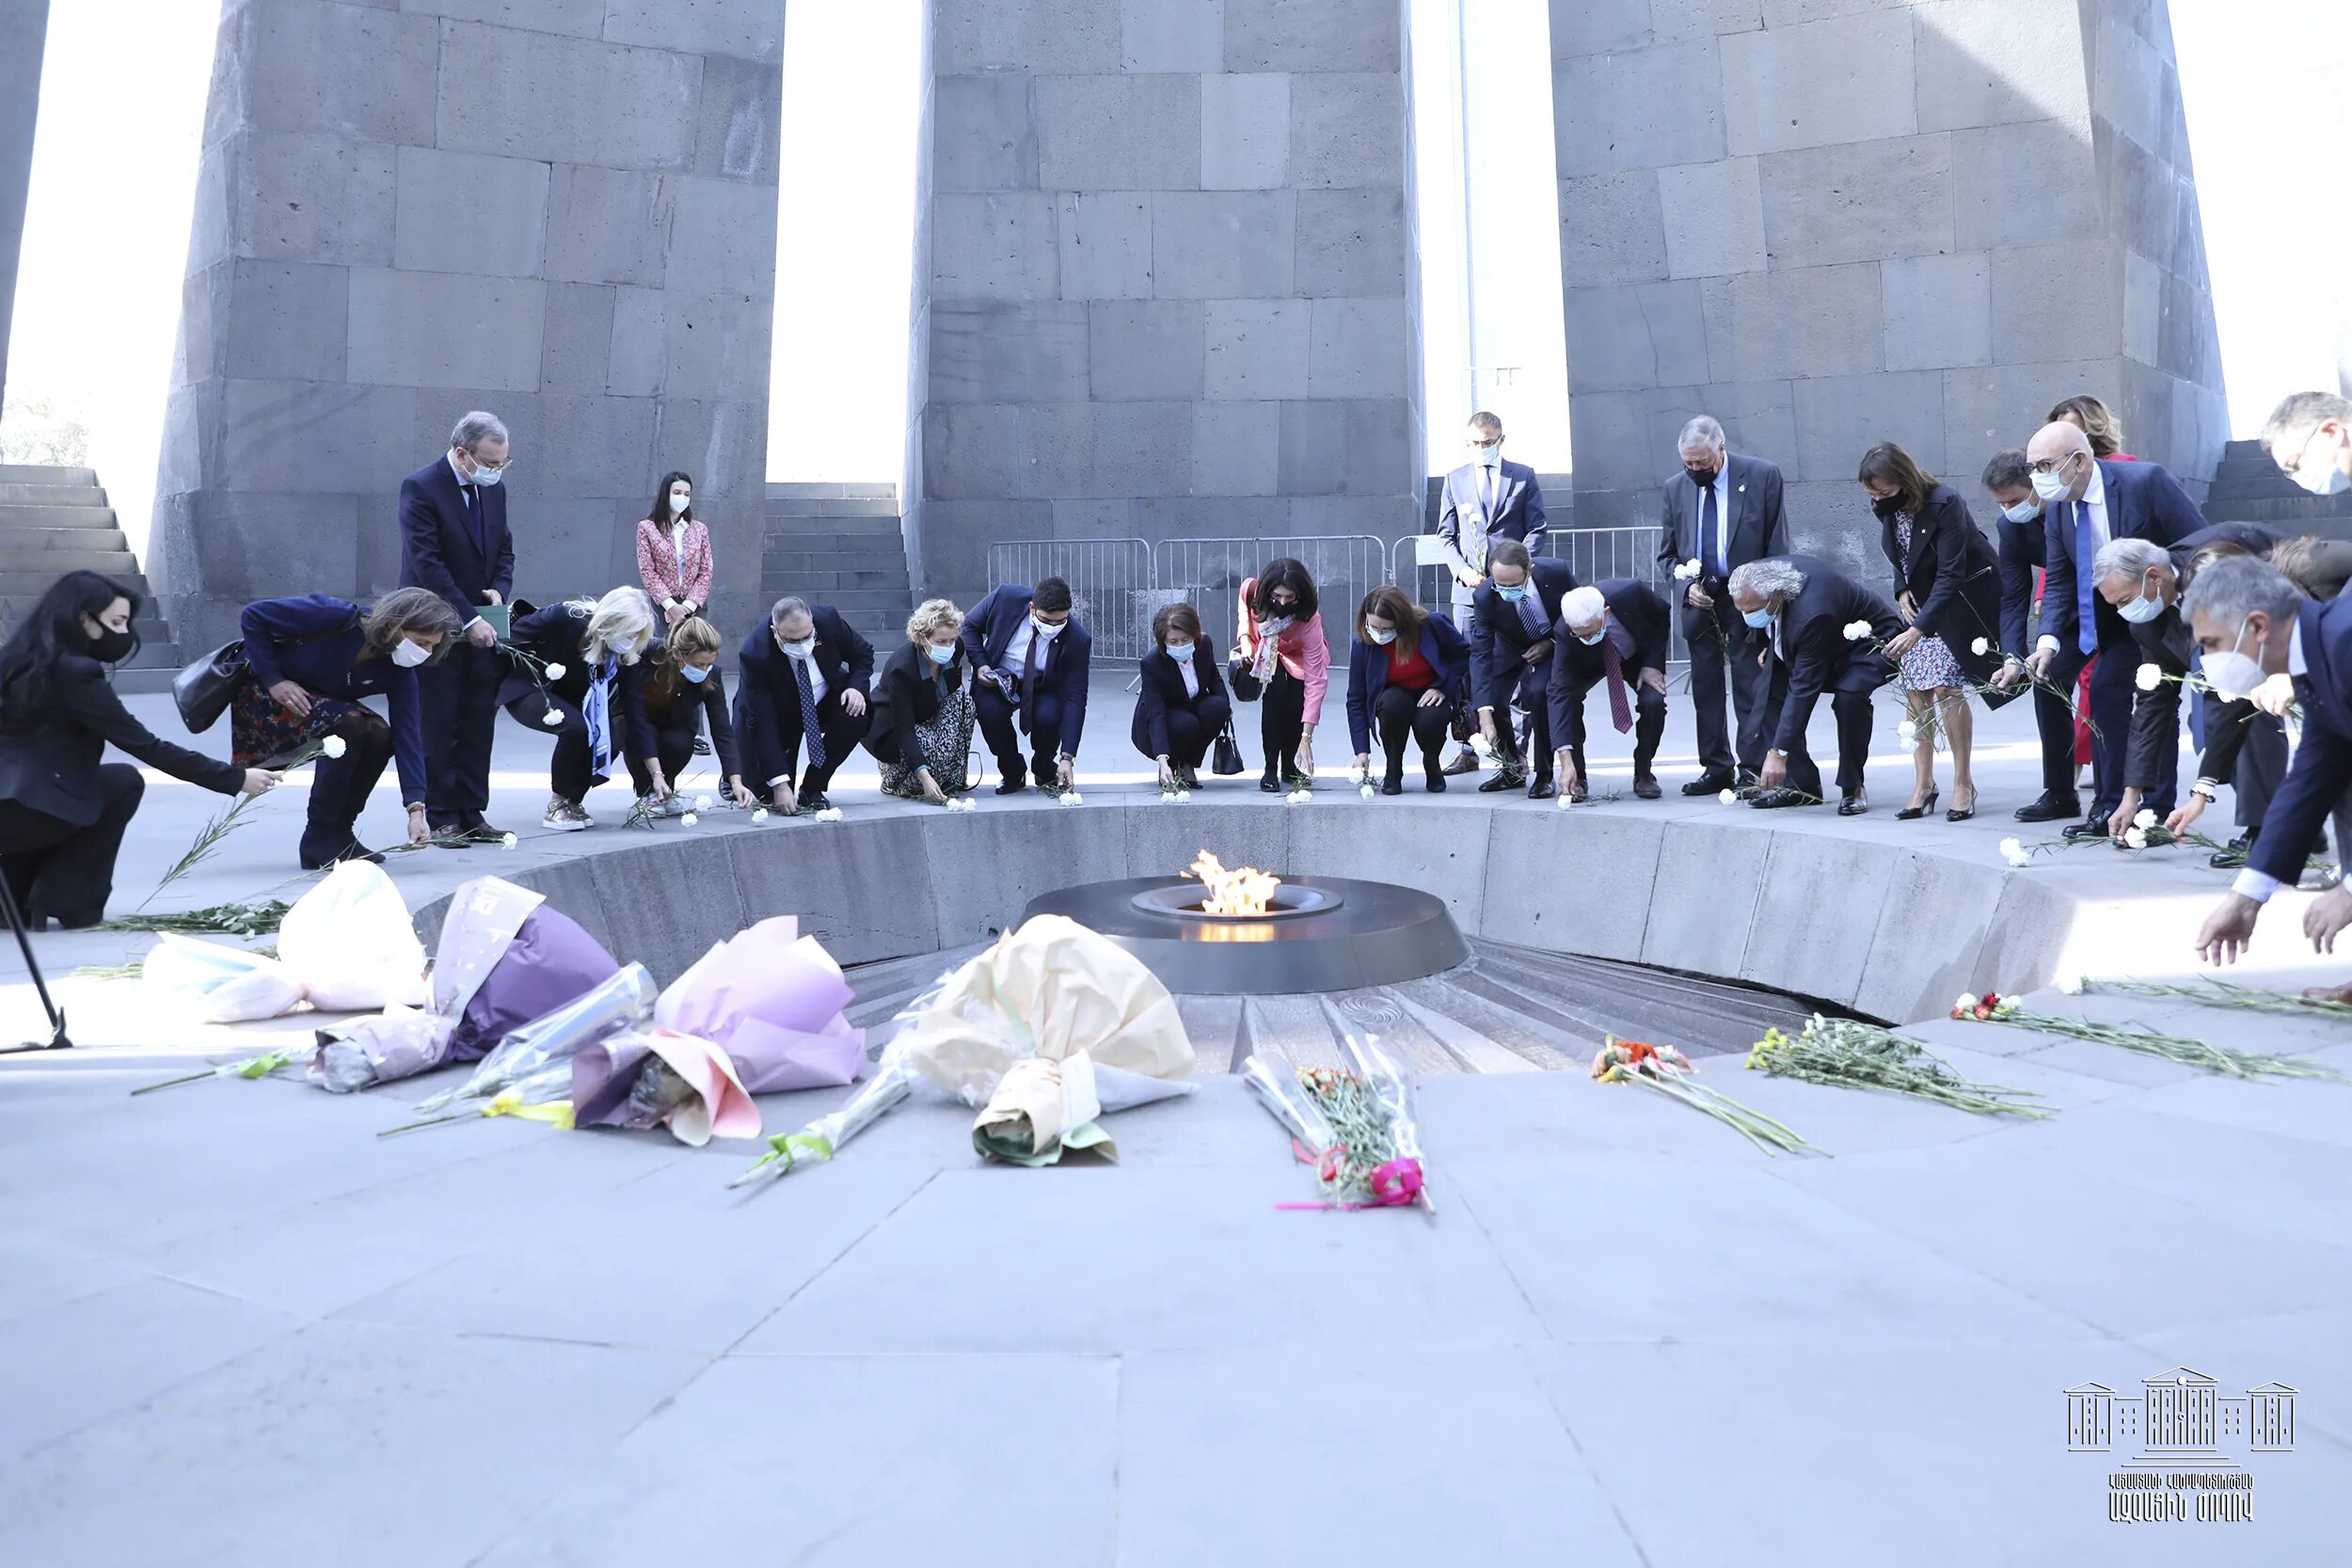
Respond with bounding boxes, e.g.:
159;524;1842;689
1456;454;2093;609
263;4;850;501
2026;452;2078;476
1468;435;1502;449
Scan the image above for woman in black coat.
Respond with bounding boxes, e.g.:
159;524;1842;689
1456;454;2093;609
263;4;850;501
0;571;276;927
864;598;976;804
628;616;755;814
1860;441;2007;823
1132;601;1231;789
496;587;661;831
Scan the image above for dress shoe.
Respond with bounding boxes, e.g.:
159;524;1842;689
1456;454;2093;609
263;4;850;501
2013;790;2081;823
1176;765;1200;790
1442;747;1481;776
2060;818;2108;843
2209;832;2251;870
1749;786;1816;809
428;820;473;847
1894;787;1940;822
1946;789;1977;823
1260;775;1282;793
1632;773;1661;800
1380;776;1403;796
460;822;512;845
798;789;833;813
1837;793;1869;816
1424;769;1447;793
1681;771;1736;797
1528;779;1559;801
994;775;1028;796
299;837;386;871
691;736;711;755
1477;771;1525;793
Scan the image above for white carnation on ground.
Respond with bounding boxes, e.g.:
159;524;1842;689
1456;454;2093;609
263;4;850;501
680;812;698;827
1286;787;1312;804
2136;662;2162;692
946;798;977;814
500;832;517;849
1718;788;1736;805
1174;789;1191;802
1359;784;1375;799
751;808;770;824
2124;826;2148;849
1971;637;1989;656
544;663;567;681
321;735;346;759
814;807;844;822
1059;791;1083;805
695;794;715;812
1999;836;2030;867
2060;974;2085;994
1556;791;1574;811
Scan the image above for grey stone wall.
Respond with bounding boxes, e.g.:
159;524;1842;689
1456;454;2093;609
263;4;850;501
1549;0;2227;586
0;0;47;412
901;0;1426;606
152;0;783;654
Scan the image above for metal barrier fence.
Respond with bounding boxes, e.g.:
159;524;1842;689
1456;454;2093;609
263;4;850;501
1152;535;1389;657
982;538;1155;662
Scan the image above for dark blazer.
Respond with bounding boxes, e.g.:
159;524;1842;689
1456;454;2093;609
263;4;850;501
2039;458;2205;656
1469;559;1579;711
398;456;514;620
1763;556;1903;757
1133;643;1230;759
1437;459;1549;603
240;594;429;807
958;583;1093;755
640;659;741;777
0;655;244;824
1877;483;2010;697
735;610;874;785
2250;595;2352;886
1345;614;1470;756
1995;506;2047;661
2116;523;2301;792
497;603;657;763
1656;452;1789;586
1548;578;1670;747
868;639;966;767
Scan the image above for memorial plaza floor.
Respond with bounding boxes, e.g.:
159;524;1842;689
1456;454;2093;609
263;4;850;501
2;689;2345;1565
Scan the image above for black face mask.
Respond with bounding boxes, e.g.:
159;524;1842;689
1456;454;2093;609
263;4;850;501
1685;467;1719;489
87;626;136;664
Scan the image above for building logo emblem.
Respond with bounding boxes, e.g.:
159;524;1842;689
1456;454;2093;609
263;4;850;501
2066;1368;2296;1522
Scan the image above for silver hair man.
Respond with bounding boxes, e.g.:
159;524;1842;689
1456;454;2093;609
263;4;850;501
1728;558;1806;603
451;410;509;454
2181;555;2298;631
770;594;811;628
2091;536;2171;584
1559;585;1607;633
1677;415;1725;455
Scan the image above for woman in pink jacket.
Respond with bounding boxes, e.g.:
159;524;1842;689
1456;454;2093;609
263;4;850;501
635;470;713;632
1234;558;1328;791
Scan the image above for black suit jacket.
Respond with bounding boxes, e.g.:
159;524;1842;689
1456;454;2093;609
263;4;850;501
958;583;1094;754
1470;558;1579;711
496;603;657;763
1879;483;2010;698
640;659;741;777
1656;452;1789;586
735;610;875;785
1995;507;2047;661
2251;595;2352;885
1133;644;1230;759
2039;458;2204;656
398;456;515;619
1548;578;1670;745
868;640;966;767
0;655;244;823
1764;556;1902;756
2114;522;2293;792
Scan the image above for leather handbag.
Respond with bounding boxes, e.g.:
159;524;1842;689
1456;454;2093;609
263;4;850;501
1227;655;1263;703
173;641;249;734
1212;718;1245;776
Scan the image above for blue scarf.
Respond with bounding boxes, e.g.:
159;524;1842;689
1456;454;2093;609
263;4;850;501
583;655;617;781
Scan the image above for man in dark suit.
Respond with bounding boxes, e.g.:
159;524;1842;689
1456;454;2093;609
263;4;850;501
1435;410;1548;774
1655;414;1790;795
1468;539;1576;799
2191;557;2352;978
2022;420;2205;840
961;576;1092;794
398;410;515;845
1549;579;1670;802
735;595;874;814
1983;448;2086;823
1730;555;1901;814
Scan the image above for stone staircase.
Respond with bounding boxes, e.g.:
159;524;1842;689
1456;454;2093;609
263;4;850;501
760;482;913;643
2200;438;2352;534
0;465;183;693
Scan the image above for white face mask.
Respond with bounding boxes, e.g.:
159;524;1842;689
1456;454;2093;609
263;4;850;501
669;489;691;515
1031;616;1062;638
2029;465;2072;501
2115;574;2167;625
1575;626;1606;646
1471;441;1502;468
1365;625;1398;646
777;634;815;660
390;638;432;669
466;454;504;486
2000;498;2041;524
2201;619;2268;703
1164;641;1193;658
2288;429;2351;497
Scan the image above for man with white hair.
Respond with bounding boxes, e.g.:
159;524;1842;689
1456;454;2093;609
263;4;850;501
400;410;516;845
1655;414;1789;796
2259;390;2352;498
1548;579;1671;801
1729;556;1901;814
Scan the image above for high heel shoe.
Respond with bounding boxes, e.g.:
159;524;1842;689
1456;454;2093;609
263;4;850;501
1894;787;1939;821
1946;790;1976;823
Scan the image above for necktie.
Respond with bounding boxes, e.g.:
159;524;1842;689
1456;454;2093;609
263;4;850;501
1021;629;1044;732
796;658;825;769
1600;625;1635;734
1516;592;1548;641
1698;483;1719;578
1482;466;1497;515
2074;501;2097;655
463;483;485;555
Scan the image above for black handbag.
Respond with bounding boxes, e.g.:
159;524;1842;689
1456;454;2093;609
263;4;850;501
1212;718;1245;775
173;641;249;734
1228;655;1263;703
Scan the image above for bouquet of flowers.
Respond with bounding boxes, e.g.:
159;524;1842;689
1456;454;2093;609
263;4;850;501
136;861;425;1024
571;1026;759;1146
1246;1033;1433;1212
654;917;865;1092
1949;991;2345;1082
401;961;657;1123
1745;1015;2050;1117
1591;1036;1820;1155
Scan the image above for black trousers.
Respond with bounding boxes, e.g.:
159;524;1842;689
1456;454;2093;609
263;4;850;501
737;688;870;800
418;638;501;828
2233;709;2290;834
1766;656;1891;800
2028;663;2077;799
1682;588;1771;778
1375;685;1454;772
2047;626;2169;817
975;681;1068;783
0;762;145;928
1261;666;1307;782
304;707;394;858
1558;677;1667;781
1486;661;1554;784
1138;693;1232;771
627;714;702;798
505;691;601;802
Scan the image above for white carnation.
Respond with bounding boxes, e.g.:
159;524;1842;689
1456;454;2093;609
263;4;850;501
1955;992;1979;1014
321;735;346;759
544;663;567;681
1971;637;1990;657
500;832;517;849
814;807;845;822
1897;721;1918;744
542;707;563;727
1998;835;2028;868
2123;826;2148;849
1673;559;1702;581
2135;662;2162;692
1058;791;1083;806
1556;791;1574;810
1359;784;1375;800
1843;620;1868;641
1285;787;1312;804
2132;807;2156;829
680;812;698;827
1718;788;1736;805
695;794;715;812
751;808;770;824
946;798;977;814
2059;974;2085;994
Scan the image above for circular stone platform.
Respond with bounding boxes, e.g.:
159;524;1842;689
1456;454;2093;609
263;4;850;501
1019;875;1470;995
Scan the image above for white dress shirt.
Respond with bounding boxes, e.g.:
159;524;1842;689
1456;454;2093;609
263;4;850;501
2229;620;2310;904
1176;649;1200;701
2035;461;2110;657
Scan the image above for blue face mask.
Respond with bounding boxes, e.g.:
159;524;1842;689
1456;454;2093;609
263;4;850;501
2000;498;2040;525
679;662;710;684
1498;585;1528;603
1165;641;1193;658
1365;625;1398;646
2116;576;2167;625
1741;605;1774;629
928;642;956;667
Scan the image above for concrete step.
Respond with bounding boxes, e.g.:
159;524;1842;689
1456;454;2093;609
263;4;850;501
0;483;108;507
763;497;900;518
0;550;139;578
111;668;179;696
759;568;910;594
775;587;914;614
0;503;120;531
765;548;913;575
766;481;897;501
0;568;147;597
764;520;905;547
0;464;98;485
0;525;132;554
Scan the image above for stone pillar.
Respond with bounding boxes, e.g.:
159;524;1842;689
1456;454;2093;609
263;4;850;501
153;0;782;654
902;0;1425;604
0;0;48;412
1549;0;2227;580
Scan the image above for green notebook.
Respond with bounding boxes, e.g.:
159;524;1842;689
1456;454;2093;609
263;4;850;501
477;603;512;641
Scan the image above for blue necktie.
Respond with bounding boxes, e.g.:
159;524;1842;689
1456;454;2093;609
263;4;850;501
796;658;825;769
2074;501;2097;655
1699;484;1721;578
463;483;485;555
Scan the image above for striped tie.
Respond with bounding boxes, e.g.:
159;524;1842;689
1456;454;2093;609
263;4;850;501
797;658;825;770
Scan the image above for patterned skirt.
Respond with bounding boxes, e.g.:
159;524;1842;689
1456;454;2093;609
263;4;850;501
879;687;977;800
1895;634;1967;694
228;681;372;768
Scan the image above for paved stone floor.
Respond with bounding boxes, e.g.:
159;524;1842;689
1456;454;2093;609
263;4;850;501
3;690;2347;1564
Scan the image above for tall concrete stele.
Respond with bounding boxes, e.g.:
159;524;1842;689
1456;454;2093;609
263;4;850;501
149;0;785;653
901;0;1429;603
0;0;47;415
1549;0;2229;572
